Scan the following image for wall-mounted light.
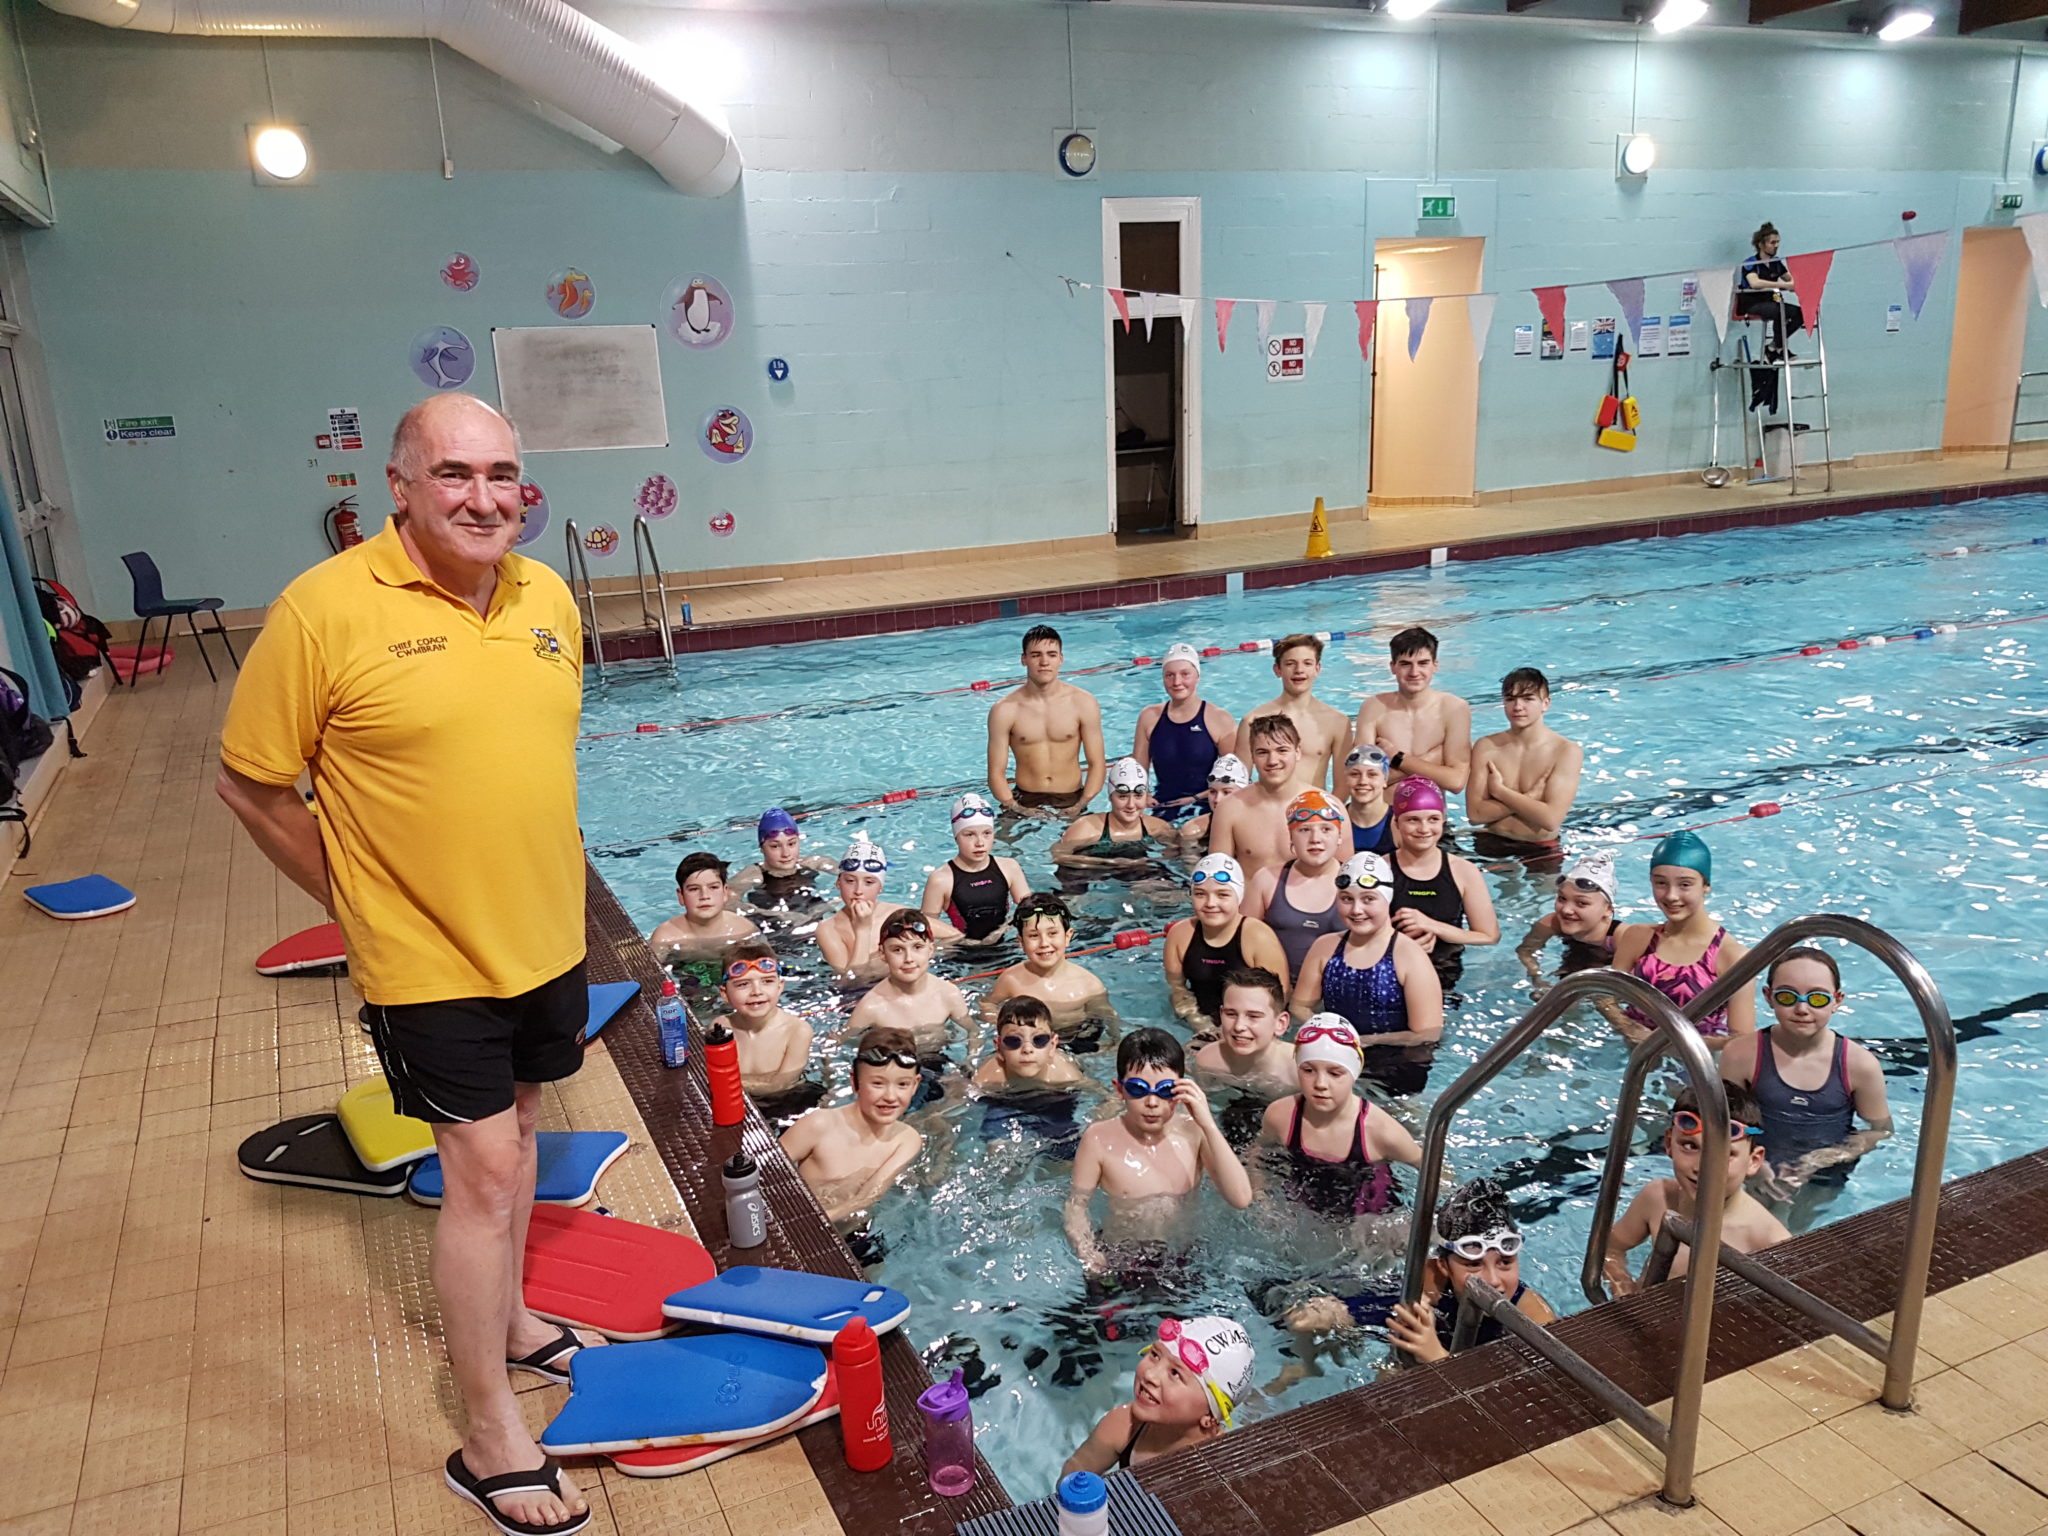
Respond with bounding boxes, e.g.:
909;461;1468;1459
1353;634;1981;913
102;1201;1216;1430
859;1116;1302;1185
249;124;311;184
1386;0;1440;18
1617;132;1657;178
1651;0;1708;31
1876;7;1933;37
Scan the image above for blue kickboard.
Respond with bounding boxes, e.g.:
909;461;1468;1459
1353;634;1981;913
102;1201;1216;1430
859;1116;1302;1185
661;1266;910;1343
585;981;641;1041
538;1332;828;1454
407;1131;629;1207
23;874;136;920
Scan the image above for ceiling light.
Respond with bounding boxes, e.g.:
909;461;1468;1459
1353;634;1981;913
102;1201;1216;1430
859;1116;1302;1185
1877;7;1933;37
250;125;309;181
1618;132;1657;177
1386;0;1440;18
1652;0;1708;31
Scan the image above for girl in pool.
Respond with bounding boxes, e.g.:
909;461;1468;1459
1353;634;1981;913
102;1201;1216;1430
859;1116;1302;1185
1163;853;1290;1027
1178;753;1248;850
1341;745;1396;856
1291;853;1443;1096
1386;777;1499;996
817;837;960;978
1388;1179;1557;1362
1257;1014;1420;1220
1608;830;1754;1049
1244;788;1346;985
1062;1315;1256;1476
1133;642;1237;824
1515;851;1624;999
1053;756;1181;871
921;792;1031;943
1719;946;1890;1222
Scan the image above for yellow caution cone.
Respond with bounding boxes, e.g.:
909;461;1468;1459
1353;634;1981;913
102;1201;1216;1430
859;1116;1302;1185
1304;496;1333;560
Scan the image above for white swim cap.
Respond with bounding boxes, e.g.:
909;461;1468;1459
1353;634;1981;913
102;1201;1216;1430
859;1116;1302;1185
1559;851;1618;904
1190;852;1244;890
1162;642;1203;675
1336;852;1393;892
1108;756;1149;792
951;792;997;826
1294;1013;1364;1079
1207;754;1249;789
1163;1316;1256;1425
839;838;889;873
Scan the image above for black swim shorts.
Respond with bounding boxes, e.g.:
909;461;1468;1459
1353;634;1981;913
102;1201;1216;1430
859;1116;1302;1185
363;959;588;1123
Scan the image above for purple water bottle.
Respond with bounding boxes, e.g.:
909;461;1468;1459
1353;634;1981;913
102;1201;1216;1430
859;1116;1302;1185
916;1370;975;1497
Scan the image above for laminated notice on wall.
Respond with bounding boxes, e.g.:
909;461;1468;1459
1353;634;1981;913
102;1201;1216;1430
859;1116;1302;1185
1638;317;1663;357
1267;335;1306;382
1513;325;1534;357
1666;314;1692;355
1591;317;1616;360
1567;320;1589;352
326;407;365;451
1680;279;1698;313
1886;305;1903;333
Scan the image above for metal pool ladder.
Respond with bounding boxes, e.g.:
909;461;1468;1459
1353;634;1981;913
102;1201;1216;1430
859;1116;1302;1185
562;514;680;680
1400;914;1954;1508
2006;369;2048;470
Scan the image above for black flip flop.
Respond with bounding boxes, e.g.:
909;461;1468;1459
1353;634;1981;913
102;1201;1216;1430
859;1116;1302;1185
444;1451;591;1536
507;1323;588;1386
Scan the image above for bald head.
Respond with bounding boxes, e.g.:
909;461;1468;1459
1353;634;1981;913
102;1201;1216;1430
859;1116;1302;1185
388;394;522;485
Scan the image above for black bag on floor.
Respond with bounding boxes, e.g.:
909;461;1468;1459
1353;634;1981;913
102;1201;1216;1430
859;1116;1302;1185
0;664;53;854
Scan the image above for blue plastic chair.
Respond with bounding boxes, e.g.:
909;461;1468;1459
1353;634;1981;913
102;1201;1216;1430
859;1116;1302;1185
121;551;239;682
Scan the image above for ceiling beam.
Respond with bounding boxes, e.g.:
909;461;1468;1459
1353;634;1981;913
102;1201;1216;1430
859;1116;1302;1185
1959;0;2048;31
1505;0;1549;13
1747;0;1838;21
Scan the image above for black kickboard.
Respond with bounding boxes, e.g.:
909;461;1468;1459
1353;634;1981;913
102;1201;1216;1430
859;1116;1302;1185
237;1114;410;1197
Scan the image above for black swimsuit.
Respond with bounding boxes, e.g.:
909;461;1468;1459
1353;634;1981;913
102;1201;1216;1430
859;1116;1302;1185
749;867;823;910
1392;849;1467;992
945;859;1010;939
1182;919;1248;1020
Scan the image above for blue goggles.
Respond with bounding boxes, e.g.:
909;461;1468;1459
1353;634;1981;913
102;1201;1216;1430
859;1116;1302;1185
1119;1076;1178;1100
1190;869;1239;887
840;852;889;873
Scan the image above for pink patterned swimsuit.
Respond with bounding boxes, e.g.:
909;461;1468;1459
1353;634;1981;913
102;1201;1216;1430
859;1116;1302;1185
1625;926;1730;1037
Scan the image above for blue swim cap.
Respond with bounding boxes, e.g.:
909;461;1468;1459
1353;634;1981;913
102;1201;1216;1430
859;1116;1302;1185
1650;829;1712;883
757;808;800;842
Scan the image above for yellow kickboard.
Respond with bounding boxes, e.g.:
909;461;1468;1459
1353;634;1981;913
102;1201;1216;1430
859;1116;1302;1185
336;1077;436;1172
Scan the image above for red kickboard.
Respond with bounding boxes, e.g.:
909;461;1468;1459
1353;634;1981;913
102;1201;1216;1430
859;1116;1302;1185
108;642;173;680
523;1205;716;1342
255;922;348;977
605;1363;841;1477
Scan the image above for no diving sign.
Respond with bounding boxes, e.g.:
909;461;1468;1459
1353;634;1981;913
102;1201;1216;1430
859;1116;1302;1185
1267;336;1305;382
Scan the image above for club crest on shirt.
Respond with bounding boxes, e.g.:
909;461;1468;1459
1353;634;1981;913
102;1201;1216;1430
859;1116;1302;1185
531;627;567;663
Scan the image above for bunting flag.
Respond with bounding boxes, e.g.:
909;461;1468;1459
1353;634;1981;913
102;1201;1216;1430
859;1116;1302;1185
1109;288;1131;332
1695;267;1736;343
1467;293;1498;363
1177;296;1198;336
1139;289;1157;339
2019;214;2048;308
1405;297;1434;361
1605;277;1646;346
1216;298;1237;351
1303;302;1326;361
1533;286;1568;353
1785;249;1835;330
1255;300;1276;351
1353;299;1379;361
1891;232;1945;321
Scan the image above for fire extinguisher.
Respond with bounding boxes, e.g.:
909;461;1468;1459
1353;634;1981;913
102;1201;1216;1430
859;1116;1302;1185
324;495;362;554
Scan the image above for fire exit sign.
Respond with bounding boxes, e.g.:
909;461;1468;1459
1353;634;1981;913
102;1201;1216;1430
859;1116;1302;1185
1419;192;1456;220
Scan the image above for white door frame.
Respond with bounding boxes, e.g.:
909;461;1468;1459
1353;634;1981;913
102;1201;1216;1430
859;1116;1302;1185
1100;196;1202;532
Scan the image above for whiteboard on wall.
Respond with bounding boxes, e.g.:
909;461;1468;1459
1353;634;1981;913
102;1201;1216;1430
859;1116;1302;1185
492;325;668;452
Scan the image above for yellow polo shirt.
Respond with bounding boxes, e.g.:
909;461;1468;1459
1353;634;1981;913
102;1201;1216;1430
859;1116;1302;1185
220;525;585;1006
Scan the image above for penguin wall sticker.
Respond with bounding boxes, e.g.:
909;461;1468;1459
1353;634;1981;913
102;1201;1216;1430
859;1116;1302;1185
663;274;735;349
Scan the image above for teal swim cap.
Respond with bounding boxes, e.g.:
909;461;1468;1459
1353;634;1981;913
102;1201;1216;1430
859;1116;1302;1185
1650;829;1712;883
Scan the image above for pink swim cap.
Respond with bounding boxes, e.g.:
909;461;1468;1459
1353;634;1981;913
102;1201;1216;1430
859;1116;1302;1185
1391;777;1446;816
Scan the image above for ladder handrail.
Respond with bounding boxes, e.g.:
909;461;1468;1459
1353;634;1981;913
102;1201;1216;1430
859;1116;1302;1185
2006;370;2048;470
629;515;676;672
562;519;607;679
1399;968;1731;1506
1623;912;1954;1409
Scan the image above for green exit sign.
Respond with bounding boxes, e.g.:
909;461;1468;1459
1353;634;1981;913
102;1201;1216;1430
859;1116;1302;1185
1998;192;2024;211
1419;194;1456;220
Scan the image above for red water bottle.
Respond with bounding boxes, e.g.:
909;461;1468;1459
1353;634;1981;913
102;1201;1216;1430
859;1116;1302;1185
836;1317;892;1472
704;1019;745;1127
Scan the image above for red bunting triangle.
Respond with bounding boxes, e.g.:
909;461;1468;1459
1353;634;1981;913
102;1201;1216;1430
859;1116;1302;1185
1533;286;1568;352
1353;299;1378;361
1215;298;1236;352
1784;250;1835;330
1109;288;1131;331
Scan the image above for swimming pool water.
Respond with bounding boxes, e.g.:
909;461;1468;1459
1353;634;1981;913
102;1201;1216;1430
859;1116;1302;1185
579;498;2048;1500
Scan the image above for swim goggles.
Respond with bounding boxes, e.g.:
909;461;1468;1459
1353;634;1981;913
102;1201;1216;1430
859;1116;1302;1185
1119;1076;1179;1100
1207;770;1241;786
1190;867;1239;887
723;956;782;982
1153;1318;1235;1426
1334;869;1387;891
1562;877;1610;895
840;849;889;873
1110;785;1147;797
1294;1021;1362;1049
1287;802;1345;824
1015;897;1073;928
1440;1228;1524;1262
1671;1109;1764;1140
1001;1032;1055;1051
855;1046;921;1072
885;915;934;939
1767;987;1837;1010
1346;746;1390;769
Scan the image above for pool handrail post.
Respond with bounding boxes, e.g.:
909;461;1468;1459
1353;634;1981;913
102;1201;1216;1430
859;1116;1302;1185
629;514;678;673
1398;968;1726;1506
563;520;607;679
1669;913;1954;1411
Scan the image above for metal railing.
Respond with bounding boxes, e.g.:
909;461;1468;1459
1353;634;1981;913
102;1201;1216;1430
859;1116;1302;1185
563;514;681;679
1705;312;1835;496
1588;914;1955;1411
2006;369;2048;471
1400;968;1732;1506
562;519;607;679
630;515;677;673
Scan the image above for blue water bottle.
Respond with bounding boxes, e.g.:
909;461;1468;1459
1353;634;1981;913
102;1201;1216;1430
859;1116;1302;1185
657;978;689;1068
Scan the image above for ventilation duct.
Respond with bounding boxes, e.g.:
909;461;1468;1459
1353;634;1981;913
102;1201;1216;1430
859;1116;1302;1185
39;0;742;196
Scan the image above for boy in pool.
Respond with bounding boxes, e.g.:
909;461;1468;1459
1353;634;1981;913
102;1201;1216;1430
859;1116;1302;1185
729;808;836;914
649;852;759;962
781;1025;925;1228
1235;634;1353;791
1355;626;1471;795
1062;1315;1256;1476
1064;1028;1253;1278
716;938;814;1098
1604;1082;1789;1293
1719;947;1890;1222
973;996;1093;1154
1210;715;1313;882
1387;1179;1557;1362
817;836;960;977
981;893;1117;1052
1192;968;1298;1147
1465;666;1584;870
1515;851;1626;999
843;909;978;1105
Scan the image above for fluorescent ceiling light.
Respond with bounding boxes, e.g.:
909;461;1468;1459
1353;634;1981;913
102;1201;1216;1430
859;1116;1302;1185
1652;0;1708;31
1386;0;1440;19
1877;8;1933;37
251;126;309;180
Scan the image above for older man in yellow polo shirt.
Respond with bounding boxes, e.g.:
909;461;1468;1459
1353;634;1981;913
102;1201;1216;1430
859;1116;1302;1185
219;393;596;1536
